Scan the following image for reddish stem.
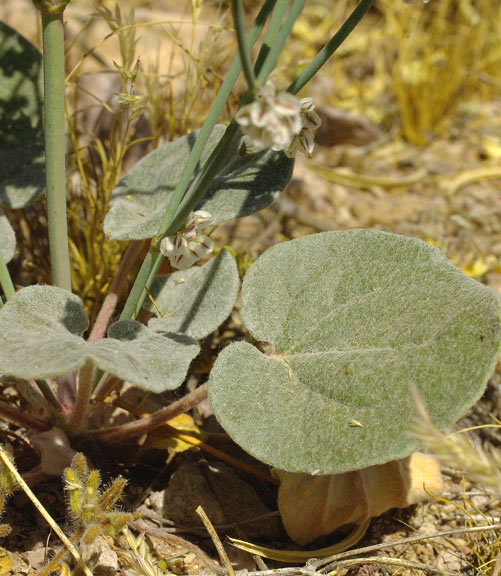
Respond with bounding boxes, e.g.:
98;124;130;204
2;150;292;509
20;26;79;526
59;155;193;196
90;383;208;444
0;400;49;431
88;240;145;342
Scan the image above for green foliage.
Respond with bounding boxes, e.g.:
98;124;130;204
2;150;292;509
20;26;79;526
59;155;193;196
0;285;200;392
0;22;45;208
103;125;294;241
209;230;501;474
146;250;240;340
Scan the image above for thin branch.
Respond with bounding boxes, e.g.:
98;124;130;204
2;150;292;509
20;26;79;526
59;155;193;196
197;506;236;576
88;240;145;342
0;400;49;431
327;555;457;575
311;522;501;571
90;383;208;443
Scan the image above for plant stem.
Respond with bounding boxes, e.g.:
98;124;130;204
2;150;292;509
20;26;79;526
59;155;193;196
255;0;306;85
68;361;94;432
120;0;277;322
254;0;288;73
0;400;49;431
91;383;208;443
36;379;65;414
232;0;256;93
42;12;72;292
89;240;144;342
128;123;242;318
0;252;15;301
287;0;374;95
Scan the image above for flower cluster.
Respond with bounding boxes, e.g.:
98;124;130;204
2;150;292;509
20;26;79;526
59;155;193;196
235;83;302;153
284;97;322;158
235;83;321;159
159;211;214;270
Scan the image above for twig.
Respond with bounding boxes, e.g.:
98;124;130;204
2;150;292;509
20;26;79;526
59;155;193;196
88;240;144;342
310;522;501;571
133;518;225;575
90;383;209;443
197;505;236;576
325;555;456;575
0;400;49;432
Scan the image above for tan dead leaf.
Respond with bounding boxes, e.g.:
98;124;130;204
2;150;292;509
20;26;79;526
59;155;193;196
275;453;444;545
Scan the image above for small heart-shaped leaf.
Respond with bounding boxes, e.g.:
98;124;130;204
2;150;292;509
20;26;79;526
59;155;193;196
0;286;199;392
0;210;15;263
104;125;294;240
209;230;500;474
0;22;45;209
146;250;240;340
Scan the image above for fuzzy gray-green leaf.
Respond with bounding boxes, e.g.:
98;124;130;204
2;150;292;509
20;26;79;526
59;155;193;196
209;230;500;474
0;286;199;392
104;321;199;392
0;210;15;263
103;125;294;240
0;22;45;209
146;250;239;340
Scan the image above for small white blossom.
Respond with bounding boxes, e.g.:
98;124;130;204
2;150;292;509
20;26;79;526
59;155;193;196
159;210;214;270
285;97;322;158
235;82;302;152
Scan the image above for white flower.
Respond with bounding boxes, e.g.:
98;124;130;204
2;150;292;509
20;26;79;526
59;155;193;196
285;97;322;158
159;210;214;270
235;82;302;152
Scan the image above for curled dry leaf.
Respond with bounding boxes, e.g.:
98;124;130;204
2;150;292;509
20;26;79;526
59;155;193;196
274;453;443;545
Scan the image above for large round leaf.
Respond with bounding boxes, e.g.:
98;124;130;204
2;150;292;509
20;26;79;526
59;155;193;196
147;250;240;340
103;125;294;240
209;230;500;474
0;286;199;393
0;22;45;208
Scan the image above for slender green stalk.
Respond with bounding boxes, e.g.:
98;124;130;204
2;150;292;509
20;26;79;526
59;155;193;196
254;0;288;73
232;0;256;93
0;252;15;301
42;12;72;291
120;0;277;321
288;0;374;95
256;0;306;85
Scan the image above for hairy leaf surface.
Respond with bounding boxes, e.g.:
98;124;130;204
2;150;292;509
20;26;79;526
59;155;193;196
104;125;294;240
209;230;500;474
0;286;199;392
147;250;240;340
0;210;15;263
